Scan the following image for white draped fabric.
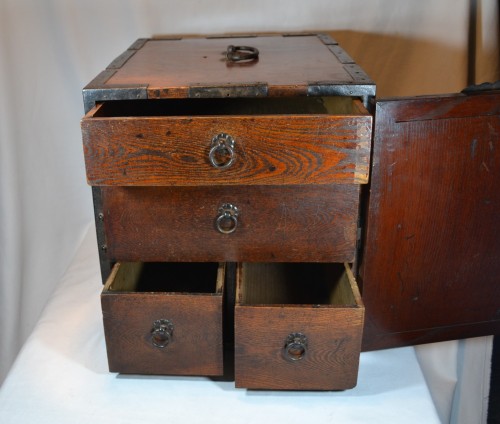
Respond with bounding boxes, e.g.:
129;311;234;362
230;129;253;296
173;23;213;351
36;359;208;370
0;1;498;422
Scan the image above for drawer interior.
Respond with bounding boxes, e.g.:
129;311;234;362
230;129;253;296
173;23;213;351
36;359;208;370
90;96;367;118
104;262;223;294
237;262;361;307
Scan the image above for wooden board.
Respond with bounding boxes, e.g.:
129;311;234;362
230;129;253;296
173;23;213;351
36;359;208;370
101;36;365;97
82;103;371;186
100;185;360;263
359;92;500;350
235;262;364;390
101;262;224;376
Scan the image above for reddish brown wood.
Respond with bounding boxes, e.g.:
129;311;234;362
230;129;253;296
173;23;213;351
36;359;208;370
234;263;364;390
101;185;360;263
82;108;371;186
102;36;355;97
101;262;224;376
360;92;500;351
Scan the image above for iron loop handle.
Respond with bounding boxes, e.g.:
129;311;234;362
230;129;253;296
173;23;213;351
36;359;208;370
209;133;235;169
226;45;259;62
284;333;308;361
151;319;174;348
215;203;239;234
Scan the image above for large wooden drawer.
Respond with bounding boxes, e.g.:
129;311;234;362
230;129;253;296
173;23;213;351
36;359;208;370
234;262;364;390
101;261;225;376
100;185;360;263
81;97;371;186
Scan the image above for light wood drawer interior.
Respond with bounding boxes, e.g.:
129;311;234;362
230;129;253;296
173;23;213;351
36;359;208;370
235;262;364;390
101;262;225;376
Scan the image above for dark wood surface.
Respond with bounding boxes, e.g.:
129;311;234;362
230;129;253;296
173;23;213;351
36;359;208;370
84;33;500;388
101;185;360;263
102;36;357;98
234;263;364;390
359;92;500;351
82;106;371;186
101;262;224;376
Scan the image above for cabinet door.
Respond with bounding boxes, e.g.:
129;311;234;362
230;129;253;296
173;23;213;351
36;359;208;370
360;91;500;351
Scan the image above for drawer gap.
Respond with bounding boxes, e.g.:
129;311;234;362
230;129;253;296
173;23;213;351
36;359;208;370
238;263;357;307
106;262;221;294
90;96;364;118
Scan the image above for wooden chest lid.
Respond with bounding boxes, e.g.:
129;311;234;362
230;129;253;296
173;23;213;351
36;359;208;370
83;34;374;111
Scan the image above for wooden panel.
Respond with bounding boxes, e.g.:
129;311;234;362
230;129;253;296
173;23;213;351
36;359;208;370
360;92;500;351
235;263;364;390
101;262;224;376
103;36;356;96
82;110;371;186
101;185;360;263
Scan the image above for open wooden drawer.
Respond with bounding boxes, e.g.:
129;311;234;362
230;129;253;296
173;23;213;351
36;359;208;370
101;262;225;376
234;262;364;390
81;96;371;187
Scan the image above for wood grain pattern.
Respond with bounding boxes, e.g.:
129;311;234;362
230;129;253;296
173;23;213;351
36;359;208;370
101;262;224;376
235;263;364;390
82;112;371;186
101;185;360;263
359;92;500;351
103;36;355;96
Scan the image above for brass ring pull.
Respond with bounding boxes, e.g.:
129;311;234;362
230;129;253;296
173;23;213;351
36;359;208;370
209;133;235;169
215;203;239;234
226;45;259;62
284;333;308;361
151;319;174;348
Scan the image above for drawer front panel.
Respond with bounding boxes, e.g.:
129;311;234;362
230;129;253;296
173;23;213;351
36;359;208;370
101;185;360;263
234;263;364;390
101;262;224;376
82;113;371;186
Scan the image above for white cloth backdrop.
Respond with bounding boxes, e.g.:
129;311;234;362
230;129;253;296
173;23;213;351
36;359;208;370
0;0;498;422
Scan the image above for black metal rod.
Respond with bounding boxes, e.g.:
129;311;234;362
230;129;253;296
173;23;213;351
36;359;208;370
467;0;477;86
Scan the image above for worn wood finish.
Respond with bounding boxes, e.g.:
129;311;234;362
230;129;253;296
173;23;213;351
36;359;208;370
359;92;500;351
235;262;364;390
82;104;371;186
101;262;225;375
80;32;376;388
101;185;360;263
102;36;362;97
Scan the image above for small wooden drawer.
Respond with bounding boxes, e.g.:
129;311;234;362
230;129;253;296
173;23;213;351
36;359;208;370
101;262;225;376
234;262;364;390
81;97;371;187
100;185;360;263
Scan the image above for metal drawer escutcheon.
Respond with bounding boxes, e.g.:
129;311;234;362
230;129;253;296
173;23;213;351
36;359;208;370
209;133;236;169
151;319;174;348
215;203;239;234
284;333;308;361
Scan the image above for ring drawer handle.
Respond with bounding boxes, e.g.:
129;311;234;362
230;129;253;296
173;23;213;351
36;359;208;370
209;133;235;169
151;319;174;348
226;45;259;62
215;203;239;234
284;333;308;361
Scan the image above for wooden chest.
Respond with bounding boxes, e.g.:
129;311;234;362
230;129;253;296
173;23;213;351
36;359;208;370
81;34;500;390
